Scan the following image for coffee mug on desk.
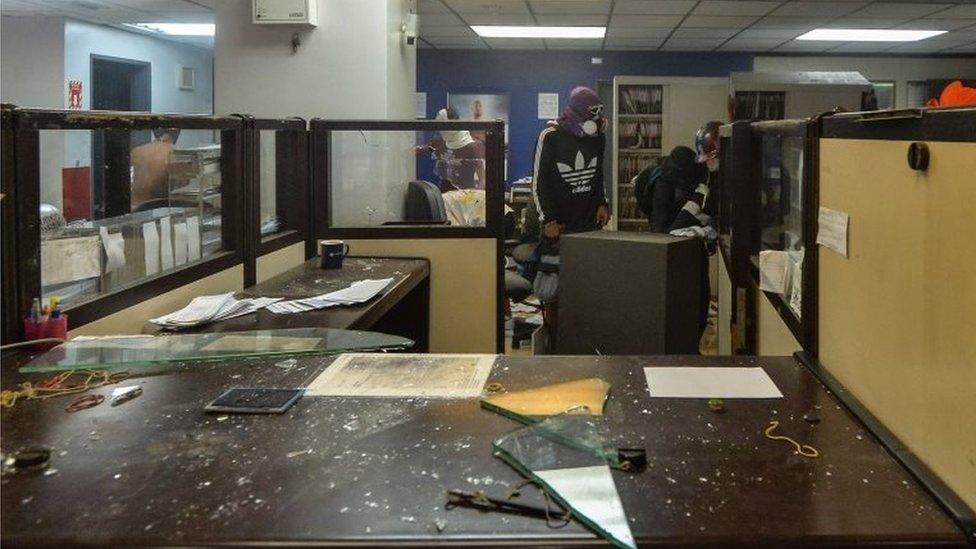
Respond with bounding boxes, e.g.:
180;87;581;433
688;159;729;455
320;240;350;269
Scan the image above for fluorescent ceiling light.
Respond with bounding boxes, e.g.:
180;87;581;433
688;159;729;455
472;26;605;39
126;23;215;36
796;28;946;42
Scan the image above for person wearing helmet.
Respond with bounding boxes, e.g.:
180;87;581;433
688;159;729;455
695;121;722;174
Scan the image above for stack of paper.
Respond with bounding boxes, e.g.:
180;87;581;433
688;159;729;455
149;293;282;329
266;278;393;315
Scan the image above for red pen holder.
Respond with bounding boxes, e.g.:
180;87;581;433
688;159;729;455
23;315;68;351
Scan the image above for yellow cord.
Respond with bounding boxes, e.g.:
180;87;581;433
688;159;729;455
1;370;129;409
765;420;820;458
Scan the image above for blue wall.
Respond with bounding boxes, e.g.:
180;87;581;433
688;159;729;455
418;49;753;185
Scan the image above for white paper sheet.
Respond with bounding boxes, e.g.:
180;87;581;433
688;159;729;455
305;353;496;398
40;236;101;286
99;226;126;272
816;206;849;257
173;222;188;266
537;93;559;119
644;367;783;398
141;221;160;276
159;216;174;271
186;216;201;261
149;294;283;329
266;278;393;314
759;250;788;294
535;466;635;549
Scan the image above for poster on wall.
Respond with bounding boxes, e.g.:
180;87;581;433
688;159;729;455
68;80;83;110
446;93;510;181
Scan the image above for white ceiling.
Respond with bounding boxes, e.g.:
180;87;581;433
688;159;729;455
419;0;976;53
0;0;213;48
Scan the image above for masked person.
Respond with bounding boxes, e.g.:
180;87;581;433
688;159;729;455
530;86;610;341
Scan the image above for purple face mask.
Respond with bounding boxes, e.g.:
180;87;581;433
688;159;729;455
558;86;603;138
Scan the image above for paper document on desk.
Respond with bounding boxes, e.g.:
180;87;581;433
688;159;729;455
644;367;783;398
149;293;282;329
266;278;394;314
306;353;496;398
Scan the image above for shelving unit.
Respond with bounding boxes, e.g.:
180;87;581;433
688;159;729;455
610;76;728;232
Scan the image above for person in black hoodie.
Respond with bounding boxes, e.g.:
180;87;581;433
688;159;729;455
531;86;611;240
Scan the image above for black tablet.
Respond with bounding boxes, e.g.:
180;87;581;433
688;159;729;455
204;388;304;414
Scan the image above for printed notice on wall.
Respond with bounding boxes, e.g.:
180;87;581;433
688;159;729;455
538;93;559;119
816;206;849;257
415;92;427;119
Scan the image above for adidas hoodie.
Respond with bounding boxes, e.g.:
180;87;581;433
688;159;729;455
531;123;607;234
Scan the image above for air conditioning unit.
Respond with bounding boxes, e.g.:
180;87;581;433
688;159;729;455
253;0;318;26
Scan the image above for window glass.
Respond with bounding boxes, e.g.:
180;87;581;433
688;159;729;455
329;129;490;228
759;134;804;317
39;128;225;307
258;130;280;237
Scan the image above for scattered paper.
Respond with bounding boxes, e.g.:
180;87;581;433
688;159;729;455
759;250;788;294
266;278;393;314
159;216;174;271
142;221;160;276
40;236;101;286
306;353;496;398
537;93;559;119
149;293;283;329
99;227;126;272
186;216;201;261
817;206;849;257
644;367;783;399
788;253;803;317
173;222;188;266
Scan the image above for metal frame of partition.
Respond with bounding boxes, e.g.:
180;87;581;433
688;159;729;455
718;117;820;355
0;106;247;339
309;119;507;353
243;117;310;286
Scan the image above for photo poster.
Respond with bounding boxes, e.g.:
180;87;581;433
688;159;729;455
447;93;510;180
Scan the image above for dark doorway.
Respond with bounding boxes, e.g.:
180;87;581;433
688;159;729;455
90;55;151;218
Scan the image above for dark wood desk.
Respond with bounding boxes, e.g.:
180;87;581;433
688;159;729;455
145;257;430;351
0;355;965;547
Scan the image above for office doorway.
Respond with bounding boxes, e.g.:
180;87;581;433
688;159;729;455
90;55;151;218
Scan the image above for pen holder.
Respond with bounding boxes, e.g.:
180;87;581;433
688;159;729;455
23;315;68;351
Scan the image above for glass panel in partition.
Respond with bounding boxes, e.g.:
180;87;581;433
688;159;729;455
259;129;280;237
329;129;490;228
759;133;804;317
39;128;226;308
20;327;414;373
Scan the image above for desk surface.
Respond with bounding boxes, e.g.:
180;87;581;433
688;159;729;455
144;257;429;334
0;354;964;547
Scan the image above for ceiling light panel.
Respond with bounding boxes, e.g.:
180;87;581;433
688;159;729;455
471;25;606;38
796;28;948;41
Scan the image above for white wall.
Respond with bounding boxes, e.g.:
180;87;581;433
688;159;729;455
1;15;67;207
64;19;215;166
753;56;976;109
214;0;416;119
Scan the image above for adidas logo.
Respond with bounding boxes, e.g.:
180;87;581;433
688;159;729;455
557;151;598;190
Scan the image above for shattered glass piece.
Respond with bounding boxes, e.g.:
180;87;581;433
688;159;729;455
481;378;611;422
20;328;413;373
492;409;635;549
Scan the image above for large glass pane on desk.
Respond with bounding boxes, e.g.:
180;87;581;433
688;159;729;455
329;129;490;228
39;128;226;308
20;328;414;373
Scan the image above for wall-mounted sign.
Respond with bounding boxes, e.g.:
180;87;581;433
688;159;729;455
68;80;82;110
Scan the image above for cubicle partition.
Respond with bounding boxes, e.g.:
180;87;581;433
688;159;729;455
1;107;247;339
247;117;310;284
812;107;976;520
716;117;819;356
310;119;506;354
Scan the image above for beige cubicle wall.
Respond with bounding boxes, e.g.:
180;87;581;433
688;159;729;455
818;138;976;510
343;238;498;354
717;251;733;356
256;242;306;283
67;265;244;337
755;291;801;356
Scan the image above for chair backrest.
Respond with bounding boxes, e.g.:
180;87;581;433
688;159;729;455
405;180;447;223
